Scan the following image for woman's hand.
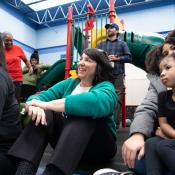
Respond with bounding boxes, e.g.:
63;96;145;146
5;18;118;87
26;105;47;126
26;99;48;110
26;98;65;113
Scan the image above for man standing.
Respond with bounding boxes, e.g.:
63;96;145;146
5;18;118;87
97;23;132;128
2;32;33;101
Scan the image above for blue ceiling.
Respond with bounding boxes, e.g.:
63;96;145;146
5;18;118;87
2;0;174;27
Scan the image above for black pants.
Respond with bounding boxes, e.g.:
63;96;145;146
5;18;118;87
13;81;22;102
21;84;36;101
145;136;175;175
0;153;16;175
8;111;117;175
0;143;17;175
113;74;124;128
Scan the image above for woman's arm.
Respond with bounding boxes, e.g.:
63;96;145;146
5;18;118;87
130;83;159;138
159;117;175;138
26;98;65;112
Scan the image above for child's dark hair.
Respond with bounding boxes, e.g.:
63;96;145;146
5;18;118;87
145;45;163;75
30;50;39;63
160;52;175;64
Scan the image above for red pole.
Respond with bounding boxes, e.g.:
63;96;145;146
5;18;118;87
84;4;95;49
65;6;73;79
109;0;115;23
122;76;126;128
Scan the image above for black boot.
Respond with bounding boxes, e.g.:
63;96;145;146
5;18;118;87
15;160;37;175
42;164;65;175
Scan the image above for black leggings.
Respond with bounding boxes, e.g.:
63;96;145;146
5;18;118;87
21;84;36;101
8;111;117;175
13;81;22;102
145;136;175;175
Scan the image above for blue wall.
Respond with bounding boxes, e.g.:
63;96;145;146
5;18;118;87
1;1;175;64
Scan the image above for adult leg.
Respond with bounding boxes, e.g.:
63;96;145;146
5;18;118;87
21;84;36;101
81;118;117;162
145;137;164;175
8;111;63;169
133;158;146;175
113;74;124;128
156;139;175;173
13;81;22;102
0;153;16;175
46;117;117;175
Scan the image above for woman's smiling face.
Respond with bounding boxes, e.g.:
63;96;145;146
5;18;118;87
77;53;97;83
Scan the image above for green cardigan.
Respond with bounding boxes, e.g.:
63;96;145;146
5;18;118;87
28;78;118;139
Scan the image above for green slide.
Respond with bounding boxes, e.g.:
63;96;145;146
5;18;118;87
120;32;164;70
36;59;66;90
74;29;164;71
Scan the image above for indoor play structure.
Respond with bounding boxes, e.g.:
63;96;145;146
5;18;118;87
32;0;164;128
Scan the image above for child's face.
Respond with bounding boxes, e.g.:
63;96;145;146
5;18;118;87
31;58;38;66
159;56;175;88
162;43;175;56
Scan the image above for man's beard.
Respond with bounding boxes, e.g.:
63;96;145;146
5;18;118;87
108;32;116;37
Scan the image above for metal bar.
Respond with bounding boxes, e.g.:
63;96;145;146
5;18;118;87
72;2;80;16
52;6;60;20
47;9;53;21
59;6;66;18
76;19;80;63
80;0;88;14
95;15;98;48
27;0;48;6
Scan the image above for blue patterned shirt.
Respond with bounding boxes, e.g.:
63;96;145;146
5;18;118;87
97;38;132;75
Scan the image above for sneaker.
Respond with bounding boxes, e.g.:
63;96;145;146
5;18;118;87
120;171;135;175
93;168;120;175
93;169;135;175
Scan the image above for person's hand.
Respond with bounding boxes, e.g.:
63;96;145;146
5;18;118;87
28;66;33;74
108;55;120;61
155;127;168;139
26;105;47;126
122;133;145;169
26;99;48;110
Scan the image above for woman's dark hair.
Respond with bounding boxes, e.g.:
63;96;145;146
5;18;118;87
82;48;114;85
145;45;163;75
165;29;175;41
164;37;175;45
0;33;6;70
164;29;175;46
30;50;39;64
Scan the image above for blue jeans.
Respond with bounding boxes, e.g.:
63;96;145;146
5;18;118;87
134;159;146;175
134;159;174;175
